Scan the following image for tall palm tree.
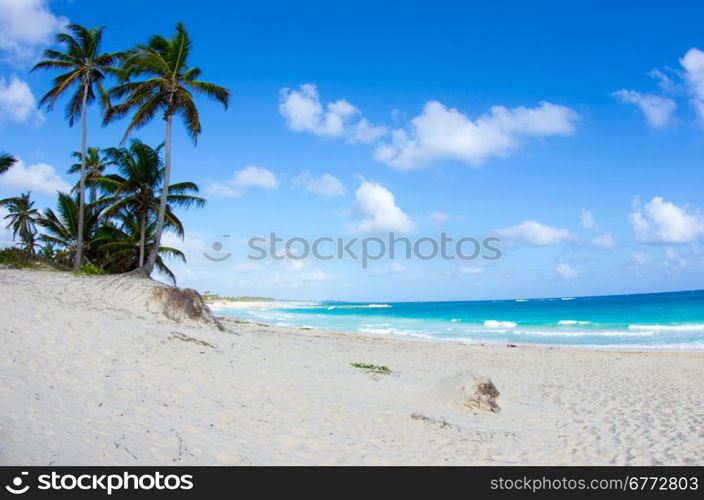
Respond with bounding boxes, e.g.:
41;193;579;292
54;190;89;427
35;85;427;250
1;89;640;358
0;152;17;174
68;147;112;203
105;22;229;276
32;24;117;270
96;138;205;267
0;192;42;255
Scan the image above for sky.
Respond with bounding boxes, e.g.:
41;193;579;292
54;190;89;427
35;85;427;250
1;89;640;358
1;0;704;301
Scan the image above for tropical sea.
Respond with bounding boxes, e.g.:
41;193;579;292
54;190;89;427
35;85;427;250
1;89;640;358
214;289;704;350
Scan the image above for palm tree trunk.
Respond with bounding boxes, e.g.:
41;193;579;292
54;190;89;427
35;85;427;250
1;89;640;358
73;84;89;270
90;179;97;205
139;211;146;267
144;113;173;275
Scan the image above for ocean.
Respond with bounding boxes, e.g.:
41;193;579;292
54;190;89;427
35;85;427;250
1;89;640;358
214;289;704;350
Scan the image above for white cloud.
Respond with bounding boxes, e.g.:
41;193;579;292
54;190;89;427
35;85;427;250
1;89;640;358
206;166;278;198
0;206;15;247
294;170;346;197
556;263;578;279
0;158;69;194
0;75;43;123
628;248;692;272
0;0;67;62
680;48;704;120
629;196;704;244
389;262;405;273
612;89;676;129
458;265;484;275
495;220;576;246
580;208;598;230
374;100;578;169
235;261;259;273
581;208;615;249
279;84;386;143
647;68;676;92
592;232;615;249
300;269;328;281
428;211;449;223
351;181;415;233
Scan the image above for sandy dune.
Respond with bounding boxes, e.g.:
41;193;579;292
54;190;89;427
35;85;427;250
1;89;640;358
0;269;702;465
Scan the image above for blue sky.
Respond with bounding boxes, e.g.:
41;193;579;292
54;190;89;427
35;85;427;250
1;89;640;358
1;0;704;301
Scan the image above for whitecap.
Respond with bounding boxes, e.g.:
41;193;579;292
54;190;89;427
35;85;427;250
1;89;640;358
628;323;704;332
483;320;518;328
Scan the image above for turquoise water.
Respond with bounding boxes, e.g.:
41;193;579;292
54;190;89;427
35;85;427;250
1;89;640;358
214;290;704;349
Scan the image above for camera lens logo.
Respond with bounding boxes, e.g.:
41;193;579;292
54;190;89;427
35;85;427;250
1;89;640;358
5;472;29;495
203;234;232;262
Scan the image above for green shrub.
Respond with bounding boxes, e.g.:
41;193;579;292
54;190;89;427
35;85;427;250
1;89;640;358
72;262;106;276
0;247;30;266
351;362;391;373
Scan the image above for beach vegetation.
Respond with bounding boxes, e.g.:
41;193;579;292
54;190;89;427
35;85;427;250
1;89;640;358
0;192;42;256
0;22;226;286
104;22;229;276
0;152;17;174
201;293;275;302
33;24;118;270
351;362;391;373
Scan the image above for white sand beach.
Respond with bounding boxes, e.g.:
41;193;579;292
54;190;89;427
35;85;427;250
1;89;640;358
1;269;702;466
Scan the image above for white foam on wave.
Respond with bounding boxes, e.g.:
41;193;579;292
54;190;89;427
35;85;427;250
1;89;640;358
558;320;591;325
509;329;654;337
358;327;436;340
628;323;704;332
483;320;518;328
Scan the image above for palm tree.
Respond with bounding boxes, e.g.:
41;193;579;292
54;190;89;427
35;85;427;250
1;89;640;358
39;192;102;265
32;24;117;270
96;139;204;267
68;147;113;203
94;215;186;284
105;22;229;276
0;192;42;255
0;152;17;174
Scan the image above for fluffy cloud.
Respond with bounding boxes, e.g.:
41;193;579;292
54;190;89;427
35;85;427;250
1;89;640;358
495;220;576;246
556;263;578;279
0;0;67;61
581;208;615;249
160;232;211;265
374;100;578;169
351;181;415;233
0;206;14;246
580;208;597;230
206;166;278;198
680;48;704;120
0;75;43;123
0;158;70;194
647;68;676;92
612;89;676;129
294;170;346;197
279;84;386;143
629;196;704;244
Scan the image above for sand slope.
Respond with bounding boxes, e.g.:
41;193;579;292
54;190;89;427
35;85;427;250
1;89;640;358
0;269;702;465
